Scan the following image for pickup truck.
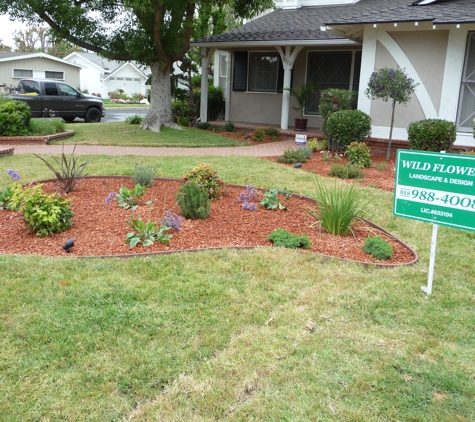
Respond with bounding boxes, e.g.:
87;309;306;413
11;78;106;122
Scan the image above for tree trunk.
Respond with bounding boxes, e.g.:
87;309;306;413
387;100;396;160
141;62;180;132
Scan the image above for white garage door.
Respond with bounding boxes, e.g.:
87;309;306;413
107;77;143;95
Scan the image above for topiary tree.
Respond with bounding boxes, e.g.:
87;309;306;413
325;109;372;151
407;119;456;152
319;88;358;141
365;67;418;159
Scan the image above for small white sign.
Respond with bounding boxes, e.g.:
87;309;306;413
295;134;307;146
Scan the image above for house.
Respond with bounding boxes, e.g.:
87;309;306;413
192;0;475;148
63;52;151;99
0;52;81;90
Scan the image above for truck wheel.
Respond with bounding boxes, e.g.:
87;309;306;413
63;117;76;122
84;108;102;123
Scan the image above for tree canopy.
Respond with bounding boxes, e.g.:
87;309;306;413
0;0;273;131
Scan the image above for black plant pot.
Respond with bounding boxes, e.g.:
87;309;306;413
294;118;308;131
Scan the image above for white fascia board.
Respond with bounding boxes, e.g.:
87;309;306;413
107;61;147;79
64;52;105;71
192;39;361;49
0;52;82;67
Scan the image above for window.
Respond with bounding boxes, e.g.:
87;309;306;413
59;83;78;97
306;51;361;115
44;82;59;96
45;71;64;79
13;69;33;78
457;32;475;132
21;80;40;94
248;52;279;92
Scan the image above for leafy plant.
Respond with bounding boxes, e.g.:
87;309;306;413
197;122;212;130
182;163;225;199
125;216;171;248
33;143;88;194
160;210;182;231
131;162;156;188
116;184;146;210
260;186;290;210
377;161;387;171
0;99;32;136
223;121;237;132
276;148;310;164
176;181;211;219
284;82;319;117
329;164;364;180
326;110;372;151
307;138;325;152
10;183;74;237
267;229;311;249
306;180;370;236
263;126;280;140
29;118;66;135
363;236;393;260
407;119;456;152
345;142;372;168
319;89;358;137
252;128;266;142
125;114;144;124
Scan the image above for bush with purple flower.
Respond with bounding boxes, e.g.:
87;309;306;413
238;185;259;211
161;210;182;231
7;169;21;182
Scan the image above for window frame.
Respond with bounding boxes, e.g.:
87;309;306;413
247;51;280;93
456;31;475;133
13;68;33;79
45;71;64;80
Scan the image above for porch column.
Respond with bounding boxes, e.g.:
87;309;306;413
276;46;303;130
198;47;215;123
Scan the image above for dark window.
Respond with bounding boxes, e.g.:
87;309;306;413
233;52;248;91
248;52;279;92
13;69;33;78
21;80;40;94
45;71;64;79
44;83;59;96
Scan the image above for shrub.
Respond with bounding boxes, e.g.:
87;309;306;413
253;128;266;142
0;99;32;136
407;119;456;151
308;138;325;152
131;162;156;188
345;142;372;168
125;216;171;248
33;143;88;194
172;100;195;123
116;184;146;210
306;180;370;236
319;89;358;136
267;229;311;249
326;110;372;150
193;85;225;120
363;236;393;260
182;163;225;199
276;148;309;164
10;183;74;237
125;114;144;124
329;164;364;180
197;122;212;130
29;118;66;135
224;121;237;132
176;181;210;219
177;116;190;127
377;161;387;171
298;146;313;160
263;126;281;140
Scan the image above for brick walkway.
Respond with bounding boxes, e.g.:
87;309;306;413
2;140;297;157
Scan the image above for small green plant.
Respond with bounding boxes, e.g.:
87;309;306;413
363;236;393;260
29;118;66;135
277;148;310;164
260;186;290;210
306;180;370;236
307;138;324;152
345;142;372;168
223;121;237;132
197;122;212;130
182;163;225;199
125;216;171;248
177;116;190;127
253;128;266;142
461;150;475;156
33;143;88;193
377;161;387;171
407;119;456;151
263;126;281;140
176;181;211;219
116;184;146;210
329;164;364;180
326;110;372;151
321;151;332;162
1;169;21;210
0;99;32;136
267;229;311;249
131;162;156;188
284;82;319;117
125;114;144;125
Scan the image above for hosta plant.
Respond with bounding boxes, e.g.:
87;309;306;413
260;186;290;210
125;216;171;248
116;184;146;210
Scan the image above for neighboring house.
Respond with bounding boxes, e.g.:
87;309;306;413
0;52;81;90
63;52;151;98
193;0;475;147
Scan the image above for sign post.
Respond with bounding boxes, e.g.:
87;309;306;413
394;150;475;294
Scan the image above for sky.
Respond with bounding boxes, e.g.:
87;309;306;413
0;14;29;49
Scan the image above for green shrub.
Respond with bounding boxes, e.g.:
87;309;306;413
267;229;311;249
345;142;372;168
193;85;225;120
306;180;370;236
363;236;393;260
307;138;325;152
329;164;364;179
298;146;313;160
10;183;74;237
260;186;290;210
319;89;358;136
172;100;195;122
277;148;309;164
182;163;225;199
376;161;387;171
407;119;456;151
29;118;66;135
176;181;211;220
253;128;266;142
326;110;372;150
125;114;144;124
224;121;237;132
131;162;156;188
197;122;212;130
125;216;171;248
0;99;32;136
263;126;281;140
177;116;190;127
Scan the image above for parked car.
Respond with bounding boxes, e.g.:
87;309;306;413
11;78;106;122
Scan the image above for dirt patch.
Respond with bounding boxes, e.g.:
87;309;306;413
0;177;415;265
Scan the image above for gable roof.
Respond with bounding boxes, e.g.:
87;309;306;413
0;52;82;67
193;0;475;47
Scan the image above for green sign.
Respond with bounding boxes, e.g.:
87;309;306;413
394;150;475;232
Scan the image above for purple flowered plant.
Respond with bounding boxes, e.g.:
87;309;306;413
105;192;116;204
161;210;182;231
6;169;21;182
242;202;257;211
238;184;259;211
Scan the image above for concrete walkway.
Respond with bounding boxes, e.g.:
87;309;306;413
3;139;297;157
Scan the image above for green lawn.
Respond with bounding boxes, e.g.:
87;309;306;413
55;122;248;147
0;154;474;421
